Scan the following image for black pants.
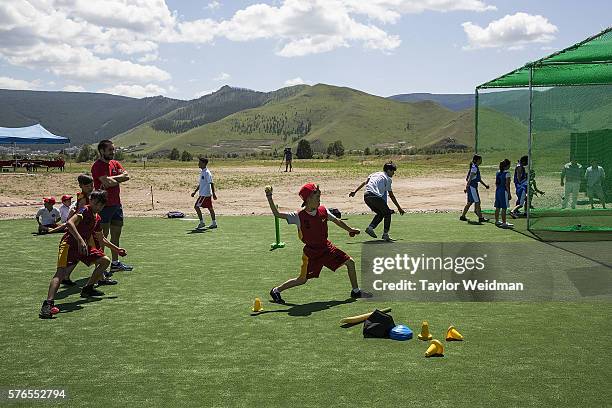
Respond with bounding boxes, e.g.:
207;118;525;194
364;192;392;233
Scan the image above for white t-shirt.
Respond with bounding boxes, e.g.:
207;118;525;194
59;204;71;223
586;166;605;186
365;171;393;201
199;168;213;197
37;207;61;225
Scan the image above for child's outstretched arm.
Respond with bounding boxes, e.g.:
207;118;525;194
479;179;490;189
191;185;200;197
265;186;289;219
349;178;369;197
330;216;360;236
388;191;405;215
96;231;127;256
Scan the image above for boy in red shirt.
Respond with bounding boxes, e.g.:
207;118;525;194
39;190;127;319
266;183;371;304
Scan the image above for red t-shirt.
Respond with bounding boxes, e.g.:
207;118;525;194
62;205;102;247
298;206;329;249
91;159;124;206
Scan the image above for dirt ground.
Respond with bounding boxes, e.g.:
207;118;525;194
0;165;472;220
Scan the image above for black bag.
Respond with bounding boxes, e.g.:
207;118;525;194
363;309;395;338
166;211;185;218
329;208;342;219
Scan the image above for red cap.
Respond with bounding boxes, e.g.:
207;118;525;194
61;194;73;202
299;183;319;206
43;196;56;204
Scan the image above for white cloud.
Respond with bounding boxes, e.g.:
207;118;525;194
462;12;558;50
116;40;158;55
206;1;221;11
137;52;159;63
0;75;40;90
213;72;230;81
99;83;167;98
284;77;311;86
62;84;86;92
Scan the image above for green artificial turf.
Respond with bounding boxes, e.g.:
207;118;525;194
1;214;611;407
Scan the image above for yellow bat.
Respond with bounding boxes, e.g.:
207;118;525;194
340;307;392;325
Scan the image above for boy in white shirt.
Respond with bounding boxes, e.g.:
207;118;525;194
349;162;405;241
36;197;61;234
191;157;217;230
59;194;73;223
585;159;606;209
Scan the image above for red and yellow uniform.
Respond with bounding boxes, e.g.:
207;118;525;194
57;205;105;268
288;205;350;280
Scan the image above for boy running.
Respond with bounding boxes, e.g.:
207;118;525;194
266;183;371;304
494;159;514;229
191;157;217;230
39;190;127;319
510;156;529;218
460;155;490;222
349;162;405;241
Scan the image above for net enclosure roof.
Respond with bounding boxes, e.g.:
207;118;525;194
478;27;612;89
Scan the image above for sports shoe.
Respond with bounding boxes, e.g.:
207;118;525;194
495;221;503;226
208;224;218;229
80;285;104;298
459;216;468;221
39;300;54;319
509;211;518;219
269;288;285;304
381;233;393;242
110;261;133;272
365;227;377;238
350;289;373;299
61;278;75;286
501;222;514;229
196;221;206;230
478;217;489;223
97;276;118;286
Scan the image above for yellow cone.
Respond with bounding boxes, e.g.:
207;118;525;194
417;321;433;341
425;339;444;357
446;325;463;341
252;297;263;312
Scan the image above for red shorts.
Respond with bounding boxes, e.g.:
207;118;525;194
57;239;105;268
300;242;351;280
195;196;213;209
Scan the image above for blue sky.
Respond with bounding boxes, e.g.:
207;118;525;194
0;1;610;99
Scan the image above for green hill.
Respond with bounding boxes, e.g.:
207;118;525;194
116;84;513;155
0;89;187;145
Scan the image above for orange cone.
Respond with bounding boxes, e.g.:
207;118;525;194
417;321;433;341
252;297;263;312
425;339;444;357
446;325;463;341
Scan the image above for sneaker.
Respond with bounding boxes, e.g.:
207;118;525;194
97;277;118;286
110;261;133;272
61;278;75;286
208;224;218;229
381;233;393;242
350;289;373;299
365;227;377;238
501;222;514;229
80;285;105;298
39;300;54;319
495;221;503;226
459;216;468;221
269;288;285;304
478;217;489;223
196;221;206;230
509;211;518;219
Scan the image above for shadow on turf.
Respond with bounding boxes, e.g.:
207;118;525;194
58;295;118;314
186;228;209;234
251;298;356;317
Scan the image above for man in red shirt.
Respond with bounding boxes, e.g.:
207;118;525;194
91;140;133;275
39;190;127;319
266;183;371;304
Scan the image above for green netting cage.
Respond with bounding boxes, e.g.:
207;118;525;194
475;27;612;240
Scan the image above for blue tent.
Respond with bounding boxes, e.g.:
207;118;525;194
0;124;70;144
